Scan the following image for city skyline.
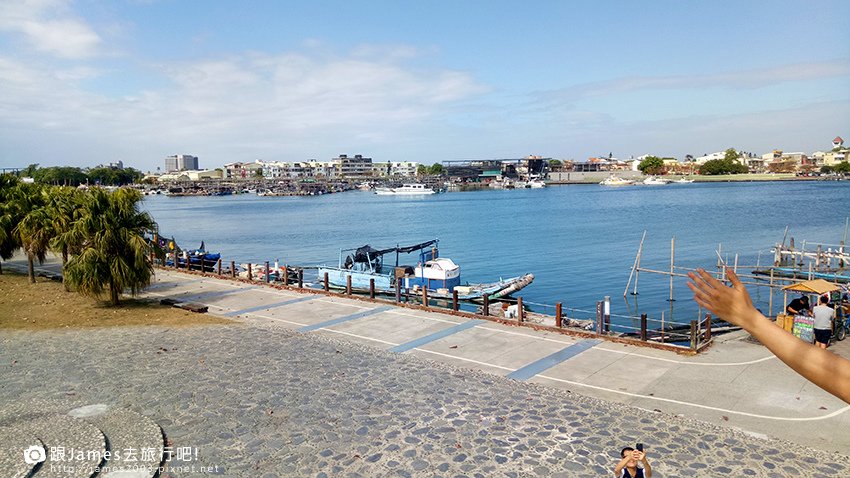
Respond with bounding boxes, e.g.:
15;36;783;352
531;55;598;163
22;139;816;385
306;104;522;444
1;0;849;170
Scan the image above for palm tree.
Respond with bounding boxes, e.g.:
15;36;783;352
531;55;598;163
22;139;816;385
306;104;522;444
0;174;22;274
10;183;51;283
64;188;157;305
47;187;84;290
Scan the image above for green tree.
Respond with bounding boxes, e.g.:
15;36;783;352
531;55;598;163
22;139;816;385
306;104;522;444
47;187;84;290
835;161;850;173
0;174;22;274
20;164;39;178
416;164;428;176
35;166;88;186
548;159;562;167
724;148;741;163
428;163;445;175
10;183;51;283
638;156;665;175
64;188;156;305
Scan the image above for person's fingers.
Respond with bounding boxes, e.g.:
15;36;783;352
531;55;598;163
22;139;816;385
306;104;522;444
727;268;744;289
697;268;725;290
688;271;715;294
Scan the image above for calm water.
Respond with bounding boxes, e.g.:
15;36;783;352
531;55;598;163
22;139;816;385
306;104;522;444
143;181;850;325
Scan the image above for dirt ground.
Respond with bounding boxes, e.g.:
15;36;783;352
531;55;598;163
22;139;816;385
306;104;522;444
0;272;233;329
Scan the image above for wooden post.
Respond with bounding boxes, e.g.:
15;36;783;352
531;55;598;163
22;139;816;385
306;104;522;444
283;265;289;286
247;263;252;281
185;255;191;271
216;259;222;276
555;302;562;328
230;261;236;278
174;252;178;269
422;287;428;308
603;296;611;332
640;314;647;341
452;290;459;311
324;272;329;291
297;269;303;288
768;269;774;317
690;320;698;350
200;257;206;275
395;281;401;303
346;275;352;295
265;261;270;283
482;294;490;316
517;297;523;322
596;301;603;335
705;313;712;341
369;278;375;299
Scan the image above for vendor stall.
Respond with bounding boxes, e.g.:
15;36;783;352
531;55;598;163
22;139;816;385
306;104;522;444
779;279;842;342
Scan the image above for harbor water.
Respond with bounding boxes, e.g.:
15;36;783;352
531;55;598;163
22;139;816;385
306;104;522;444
143;181;850;327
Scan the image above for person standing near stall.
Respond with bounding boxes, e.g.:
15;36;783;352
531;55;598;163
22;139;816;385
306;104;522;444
812;295;835;349
786;295;810;315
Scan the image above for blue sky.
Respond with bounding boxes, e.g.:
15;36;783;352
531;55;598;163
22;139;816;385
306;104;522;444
1;0;848;171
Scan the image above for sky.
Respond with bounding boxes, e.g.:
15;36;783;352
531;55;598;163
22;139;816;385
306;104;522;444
1;0;849;171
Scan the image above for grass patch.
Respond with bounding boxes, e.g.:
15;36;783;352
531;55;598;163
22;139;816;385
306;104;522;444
0;271;234;329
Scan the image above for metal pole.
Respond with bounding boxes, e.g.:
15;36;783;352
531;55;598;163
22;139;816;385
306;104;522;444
768;269;774;317
452;290;459;311
640;314;647;341
596;301;603;335
668;236;675;302
705;313;712;341
395;281;401;303
346;275;352;295
370;278;375;299
324;272;329;291
483;294;490;316
625;230;646;297
422;287;428;308
265;261;270;283
297;269;303;288
283;264;289;286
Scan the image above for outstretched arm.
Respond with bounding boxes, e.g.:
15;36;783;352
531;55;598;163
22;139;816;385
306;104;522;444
688;268;850;404
614;456;629;477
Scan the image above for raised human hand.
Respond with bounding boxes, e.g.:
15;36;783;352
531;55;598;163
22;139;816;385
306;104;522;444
687;268;759;329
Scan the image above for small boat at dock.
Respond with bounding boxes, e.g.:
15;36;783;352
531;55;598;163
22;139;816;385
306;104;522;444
316;239;534;300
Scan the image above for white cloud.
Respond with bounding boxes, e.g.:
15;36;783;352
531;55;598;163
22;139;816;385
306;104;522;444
0;0;101;58
536;59;850;105
0;50;488;167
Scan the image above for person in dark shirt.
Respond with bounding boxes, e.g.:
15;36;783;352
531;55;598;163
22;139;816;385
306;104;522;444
614;447;651;478
786;296;809;315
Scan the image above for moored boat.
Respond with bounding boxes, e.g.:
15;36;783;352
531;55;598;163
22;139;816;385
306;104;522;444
374;183;437;195
599;175;634;186
642;176;671;185
316;239;534;300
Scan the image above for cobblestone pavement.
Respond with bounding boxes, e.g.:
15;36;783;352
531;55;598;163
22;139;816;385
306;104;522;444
1;323;848;478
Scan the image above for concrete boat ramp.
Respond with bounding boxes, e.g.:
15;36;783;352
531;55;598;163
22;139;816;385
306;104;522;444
142;269;850;454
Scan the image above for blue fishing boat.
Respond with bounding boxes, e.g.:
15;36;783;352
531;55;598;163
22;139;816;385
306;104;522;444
317;239;534;300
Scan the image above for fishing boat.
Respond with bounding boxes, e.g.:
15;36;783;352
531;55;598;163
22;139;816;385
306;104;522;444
316;239;534;300
374;183;436;195
164;241;221;271
642;176;670;185
599;175;634;186
673;177;695;184
528;178;546;188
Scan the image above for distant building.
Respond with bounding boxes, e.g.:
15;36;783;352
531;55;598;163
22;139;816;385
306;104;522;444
331;154;373;177
371;161;418;177
165;154;199;172
96;160;124;169
834;136;844;149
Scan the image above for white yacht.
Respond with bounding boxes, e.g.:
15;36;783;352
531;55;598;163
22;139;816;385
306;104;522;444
642;176;671;185
374;183;436;195
599;175;635;186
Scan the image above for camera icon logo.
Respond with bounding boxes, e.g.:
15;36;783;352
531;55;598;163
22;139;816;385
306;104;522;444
23;445;46;465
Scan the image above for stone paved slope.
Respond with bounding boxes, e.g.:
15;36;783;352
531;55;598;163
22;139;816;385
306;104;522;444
1;324;847;477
